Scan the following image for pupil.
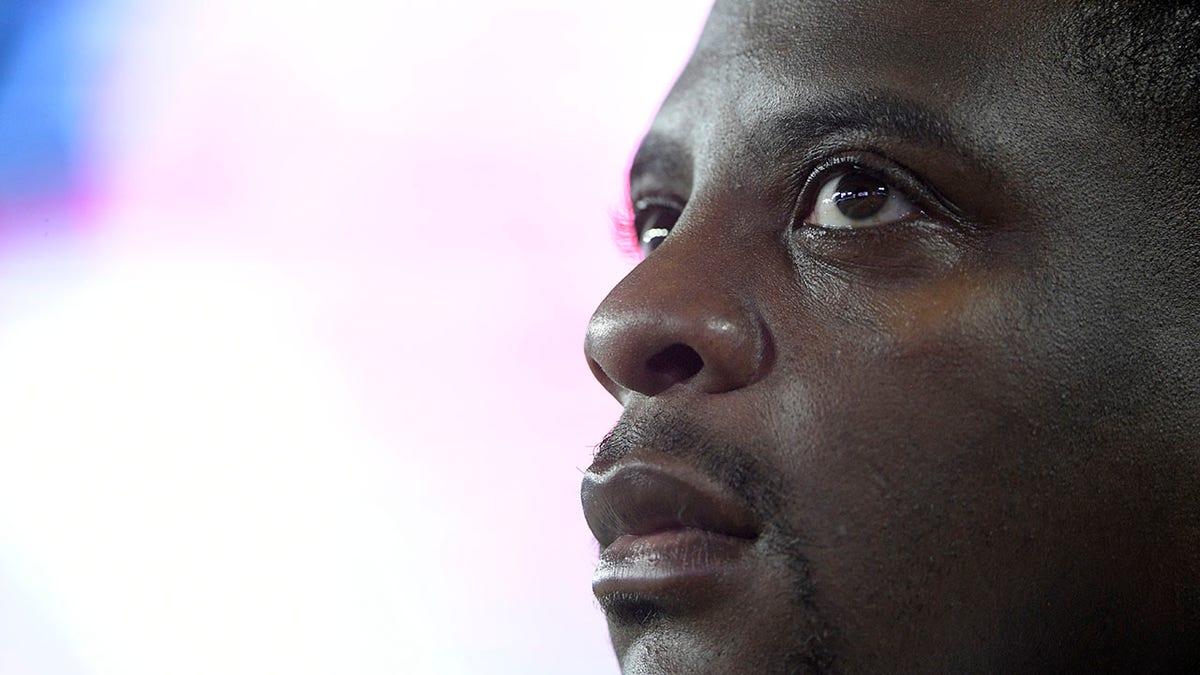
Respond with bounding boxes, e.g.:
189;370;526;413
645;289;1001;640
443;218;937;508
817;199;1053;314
834;172;888;219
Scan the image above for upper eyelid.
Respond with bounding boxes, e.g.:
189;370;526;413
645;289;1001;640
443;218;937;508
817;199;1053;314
632;194;686;214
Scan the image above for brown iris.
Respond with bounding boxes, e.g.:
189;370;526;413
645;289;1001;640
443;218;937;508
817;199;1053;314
833;172;889;220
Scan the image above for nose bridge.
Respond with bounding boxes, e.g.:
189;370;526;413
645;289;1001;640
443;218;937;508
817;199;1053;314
584;227;773;402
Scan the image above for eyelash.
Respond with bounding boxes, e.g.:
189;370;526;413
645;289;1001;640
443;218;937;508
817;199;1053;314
611;202;642;259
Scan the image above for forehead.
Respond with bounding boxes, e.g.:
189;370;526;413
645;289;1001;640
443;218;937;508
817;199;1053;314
686;0;1055;90
639;0;1073;178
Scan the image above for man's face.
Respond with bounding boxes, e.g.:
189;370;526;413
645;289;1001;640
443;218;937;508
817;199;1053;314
582;0;1200;672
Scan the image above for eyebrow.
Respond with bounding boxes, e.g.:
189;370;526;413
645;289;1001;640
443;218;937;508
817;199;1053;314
631;93;983;186
769;94;965;154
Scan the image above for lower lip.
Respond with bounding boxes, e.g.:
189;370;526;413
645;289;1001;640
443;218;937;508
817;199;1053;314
592;528;755;599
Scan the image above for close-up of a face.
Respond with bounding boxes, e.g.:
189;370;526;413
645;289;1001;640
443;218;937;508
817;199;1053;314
581;1;1200;672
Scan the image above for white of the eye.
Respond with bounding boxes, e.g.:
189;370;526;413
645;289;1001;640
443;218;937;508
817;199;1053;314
641;227;670;245
808;173;918;230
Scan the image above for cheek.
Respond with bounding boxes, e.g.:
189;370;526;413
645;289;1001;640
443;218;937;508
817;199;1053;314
761;274;1087;651
770;273;1030;534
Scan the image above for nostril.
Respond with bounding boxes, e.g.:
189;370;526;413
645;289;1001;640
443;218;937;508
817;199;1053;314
645;343;704;385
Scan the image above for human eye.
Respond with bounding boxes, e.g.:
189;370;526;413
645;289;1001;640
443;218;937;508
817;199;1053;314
632;197;684;256
789;157;972;277
803;167;920;230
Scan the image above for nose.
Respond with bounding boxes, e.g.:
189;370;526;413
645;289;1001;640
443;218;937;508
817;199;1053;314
584;242;772;403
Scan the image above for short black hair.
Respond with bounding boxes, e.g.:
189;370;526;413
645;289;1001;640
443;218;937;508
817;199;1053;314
1064;1;1200;144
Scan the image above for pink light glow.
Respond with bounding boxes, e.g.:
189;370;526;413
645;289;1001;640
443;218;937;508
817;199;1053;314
0;1;714;674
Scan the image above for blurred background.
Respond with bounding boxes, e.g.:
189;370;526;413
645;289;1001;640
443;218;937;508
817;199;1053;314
0;1;712;673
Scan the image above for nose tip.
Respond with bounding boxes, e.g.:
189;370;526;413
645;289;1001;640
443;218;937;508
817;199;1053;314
584;287;772;402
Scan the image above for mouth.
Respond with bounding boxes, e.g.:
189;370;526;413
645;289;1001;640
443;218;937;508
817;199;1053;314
581;451;761;610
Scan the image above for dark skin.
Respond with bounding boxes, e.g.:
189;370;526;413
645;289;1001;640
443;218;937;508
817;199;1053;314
582;1;1200;672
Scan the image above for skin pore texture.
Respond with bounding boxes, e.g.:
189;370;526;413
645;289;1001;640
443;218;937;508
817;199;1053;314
581;1;1200;673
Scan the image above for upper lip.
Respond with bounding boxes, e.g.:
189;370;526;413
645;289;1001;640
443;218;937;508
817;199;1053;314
581;452;761;549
